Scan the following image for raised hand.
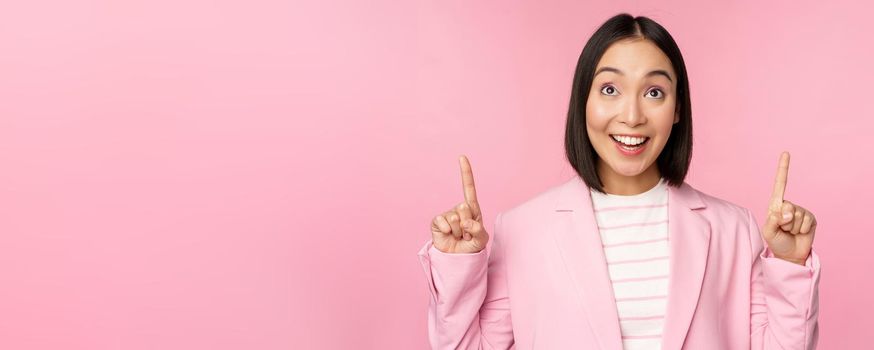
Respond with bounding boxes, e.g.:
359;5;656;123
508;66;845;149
430;155;490;254
761;152;817;265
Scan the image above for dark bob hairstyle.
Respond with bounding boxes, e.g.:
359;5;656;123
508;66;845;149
564;13;692;194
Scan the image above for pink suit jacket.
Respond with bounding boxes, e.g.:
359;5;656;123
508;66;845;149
417;176;821;349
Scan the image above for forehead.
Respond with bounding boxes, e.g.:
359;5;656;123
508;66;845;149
595;38;675;78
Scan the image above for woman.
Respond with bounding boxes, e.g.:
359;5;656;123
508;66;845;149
417;13;821;350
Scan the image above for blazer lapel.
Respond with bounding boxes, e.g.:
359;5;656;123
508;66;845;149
661;179;711;350
551;175;711;350
552;175;623;350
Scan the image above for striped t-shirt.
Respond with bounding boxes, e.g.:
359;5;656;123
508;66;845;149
589;177;669;350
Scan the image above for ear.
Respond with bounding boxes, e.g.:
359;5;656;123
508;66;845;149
673;112;680;124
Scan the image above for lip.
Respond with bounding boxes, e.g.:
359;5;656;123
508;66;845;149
610;133;648;138
611;135;648;156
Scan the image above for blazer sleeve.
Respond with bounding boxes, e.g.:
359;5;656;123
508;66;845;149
746;208;821;350
416;211;514;350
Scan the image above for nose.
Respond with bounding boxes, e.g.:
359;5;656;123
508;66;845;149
620;97;646;127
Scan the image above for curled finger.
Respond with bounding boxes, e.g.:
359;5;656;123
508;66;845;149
432;215;451;235
447;212;463;240
800;212;815;234
790;207;805;234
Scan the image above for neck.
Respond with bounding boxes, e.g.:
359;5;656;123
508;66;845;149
596;160;662;195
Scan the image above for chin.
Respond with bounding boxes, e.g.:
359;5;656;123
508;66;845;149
608;158;651;177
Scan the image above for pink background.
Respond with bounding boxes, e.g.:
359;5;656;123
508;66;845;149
0;0;871;349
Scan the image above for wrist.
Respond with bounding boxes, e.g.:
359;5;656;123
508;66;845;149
765;246;807;266
773;254;806;266
782;258;805;266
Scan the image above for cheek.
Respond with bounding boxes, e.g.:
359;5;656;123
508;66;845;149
652;104;677;130
649;105;678;151
585;101;612;129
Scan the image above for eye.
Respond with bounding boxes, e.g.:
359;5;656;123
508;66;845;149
600;84;619;96
646;88;664;99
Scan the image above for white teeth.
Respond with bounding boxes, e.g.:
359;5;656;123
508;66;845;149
611;135;647;146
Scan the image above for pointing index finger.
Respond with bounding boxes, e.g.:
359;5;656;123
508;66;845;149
770;151;790;211
459;155;479;205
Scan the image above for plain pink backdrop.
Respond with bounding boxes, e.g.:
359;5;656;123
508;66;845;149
0;0;871;349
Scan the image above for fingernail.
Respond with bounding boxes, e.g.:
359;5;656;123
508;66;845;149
782;212;792;222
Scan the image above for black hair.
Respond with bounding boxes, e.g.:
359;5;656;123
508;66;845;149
564;13;692;194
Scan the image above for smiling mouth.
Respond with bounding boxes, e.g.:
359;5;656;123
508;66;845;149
609;134;650;148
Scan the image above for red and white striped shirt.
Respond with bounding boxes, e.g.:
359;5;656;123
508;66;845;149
589;177;669;350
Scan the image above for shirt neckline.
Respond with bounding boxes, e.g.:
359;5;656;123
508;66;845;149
592;177;666;199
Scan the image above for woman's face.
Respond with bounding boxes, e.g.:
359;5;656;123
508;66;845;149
585;38;679;179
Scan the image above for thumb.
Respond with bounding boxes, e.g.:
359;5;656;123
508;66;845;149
762;211;781;241
462;219;484;241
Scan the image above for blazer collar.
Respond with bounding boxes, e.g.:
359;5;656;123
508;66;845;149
553;175;706;211
551;175;711;350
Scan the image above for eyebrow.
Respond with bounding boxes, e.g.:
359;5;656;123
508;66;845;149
594;66;673;83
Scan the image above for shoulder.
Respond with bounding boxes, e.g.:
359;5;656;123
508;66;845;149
684;183;766;260
499;181;565;218
495;177;570;229
685;182;755;229
488;178;570;254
